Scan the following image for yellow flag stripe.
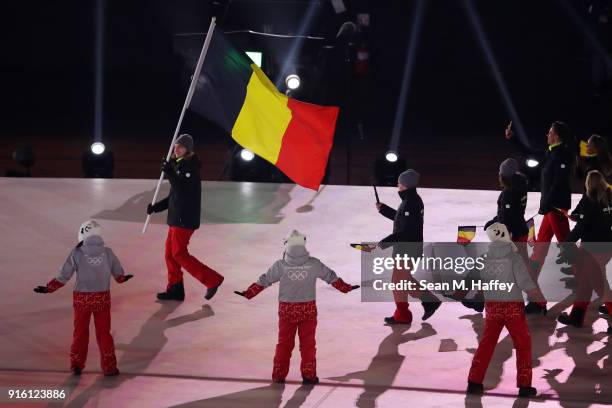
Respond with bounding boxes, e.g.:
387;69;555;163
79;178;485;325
231;64;292;164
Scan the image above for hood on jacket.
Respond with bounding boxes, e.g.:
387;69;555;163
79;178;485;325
284;245;310;266
81;235;106;256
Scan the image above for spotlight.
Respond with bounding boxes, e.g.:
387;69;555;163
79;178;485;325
375;153;407;186
240;149;255;162
385;151;399;163
91;142;106;155
526;158;539;168
285;74;301;90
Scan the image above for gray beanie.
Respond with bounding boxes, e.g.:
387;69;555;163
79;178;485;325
499;158;518;178
176;134;194;151
398;169;420;189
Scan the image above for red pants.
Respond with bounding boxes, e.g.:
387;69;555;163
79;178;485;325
165;226;224;289
71;291;117;374
571;248;612;316
531;210;570;278
468;302;532;388
391;263;431;323
273;301;317;381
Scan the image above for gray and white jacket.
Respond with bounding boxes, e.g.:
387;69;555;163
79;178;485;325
256;245;340;302
480;241;537;302
55;235;127;292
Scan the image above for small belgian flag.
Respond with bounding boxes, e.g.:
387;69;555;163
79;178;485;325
526;218;536;247
457;226;476;245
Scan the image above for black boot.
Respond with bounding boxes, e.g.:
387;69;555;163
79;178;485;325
524;302;546;315
557;308;585;328
104;369;120;377
518;386;537;398
71;366;82;376
599;304;609;315
205;278;224;301
461;293;485;313
466;381;483;395
302;376;319;385
560;266;574;275
157;282;185;301
421;294;441;321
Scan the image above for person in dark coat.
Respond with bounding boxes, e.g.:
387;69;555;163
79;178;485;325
486;159;532;270
556;170;612;332
147;134;224;301
505;121;574;315
375;169;441;325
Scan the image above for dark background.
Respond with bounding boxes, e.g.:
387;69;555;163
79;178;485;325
1;0;611;188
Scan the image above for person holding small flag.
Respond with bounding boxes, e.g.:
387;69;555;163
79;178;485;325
147;134;224;301
375;169;441;324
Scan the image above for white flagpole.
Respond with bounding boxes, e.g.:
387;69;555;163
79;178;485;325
142;16;217;234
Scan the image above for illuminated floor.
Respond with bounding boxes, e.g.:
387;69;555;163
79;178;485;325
0;178;610;407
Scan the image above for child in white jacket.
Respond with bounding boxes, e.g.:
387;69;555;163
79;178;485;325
235;230;359;384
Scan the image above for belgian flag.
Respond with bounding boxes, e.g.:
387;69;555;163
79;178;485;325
457;226;476;245
188;28;339;190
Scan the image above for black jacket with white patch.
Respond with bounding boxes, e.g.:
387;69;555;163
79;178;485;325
152;155;202;230
488;173;529;238
378;188;424;256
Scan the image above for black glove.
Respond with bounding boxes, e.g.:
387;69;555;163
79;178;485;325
34;286;48;294
161;158;172;173
234;291;246;297
123;274;134;282
147;203;155;215
556;243;579;265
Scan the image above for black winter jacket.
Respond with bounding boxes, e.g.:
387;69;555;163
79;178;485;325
378;188;424;256
509;137;573;214
566;195;612;245
151;155;202;230
487;173;529;238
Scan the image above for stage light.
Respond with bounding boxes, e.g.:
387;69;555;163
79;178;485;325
462;0;531;149
285;74;301;90
91;142;106;155
389;0;426;153
526;158;540;168
240;149;255;161
385;151;399;163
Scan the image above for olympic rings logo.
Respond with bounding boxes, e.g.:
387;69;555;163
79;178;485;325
86;255;104;266
288;270;308;281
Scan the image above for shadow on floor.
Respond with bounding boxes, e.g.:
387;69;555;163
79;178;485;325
61;302;214;407
92;182;296;225
328;323;437;408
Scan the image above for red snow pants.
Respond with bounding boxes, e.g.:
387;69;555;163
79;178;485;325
571;248;612;319
71;291;117;374
530;210;570;277
273;301;317;381
165;226;224;289
468;302;532;388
